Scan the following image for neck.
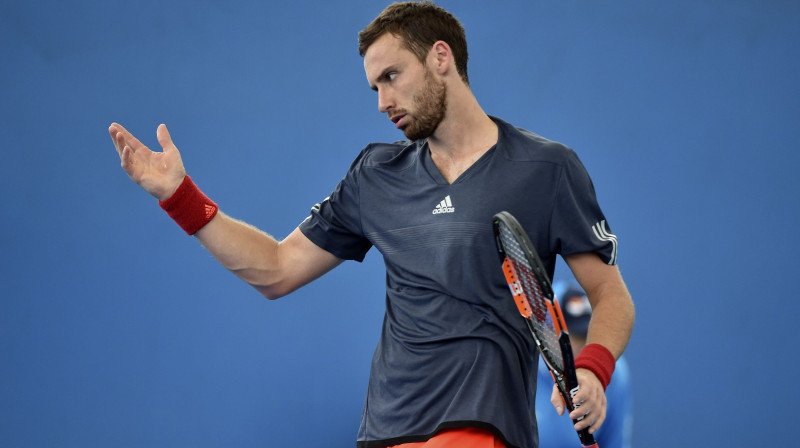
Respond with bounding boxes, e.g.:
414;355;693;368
429;90;497;154
427;87;498;183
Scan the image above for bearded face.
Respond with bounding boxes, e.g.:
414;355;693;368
400;66;447;141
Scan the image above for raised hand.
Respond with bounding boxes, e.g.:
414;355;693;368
109;123;186;201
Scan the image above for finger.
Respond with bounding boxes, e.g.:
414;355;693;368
575;406;606;434
588;408;606;434
569;392;595;419
120;144;137;177
114;131;128;158
570;372;603;411
109;124;127;157
156;123;176;154
570;398;592;422
109;123;128;151
571;395;606;434
550;385;565;415
110;122;148;153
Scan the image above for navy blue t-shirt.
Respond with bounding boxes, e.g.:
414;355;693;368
299;117;617;448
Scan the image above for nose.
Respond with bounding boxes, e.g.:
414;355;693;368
377;88;394;114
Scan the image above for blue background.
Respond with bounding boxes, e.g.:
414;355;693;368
2;1;798;446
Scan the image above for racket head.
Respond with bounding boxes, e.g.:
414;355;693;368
493;211;598;447
492;211;565;376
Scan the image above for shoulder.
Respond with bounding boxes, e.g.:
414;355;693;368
354;140;420;169
491;116;576;165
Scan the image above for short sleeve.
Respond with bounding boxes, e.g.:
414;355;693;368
299;151;373;262
549;149;618;265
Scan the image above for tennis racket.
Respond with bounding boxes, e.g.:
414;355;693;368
492;211;598;448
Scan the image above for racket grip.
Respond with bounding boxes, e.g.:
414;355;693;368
577;427;597;447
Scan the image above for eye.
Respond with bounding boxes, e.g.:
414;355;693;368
370;70;398;92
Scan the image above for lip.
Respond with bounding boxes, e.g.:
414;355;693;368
390;114;407;129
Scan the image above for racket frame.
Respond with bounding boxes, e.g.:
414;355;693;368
493;211;597;448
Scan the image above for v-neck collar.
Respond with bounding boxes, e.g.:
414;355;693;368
418;118;502;185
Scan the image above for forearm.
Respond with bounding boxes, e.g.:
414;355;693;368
194;211;284;296
584;283;634;359
193;212;343;299
564;253;635;359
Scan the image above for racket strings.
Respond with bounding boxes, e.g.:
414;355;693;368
497;225;564;369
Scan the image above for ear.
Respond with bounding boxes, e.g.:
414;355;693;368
428;40;452;76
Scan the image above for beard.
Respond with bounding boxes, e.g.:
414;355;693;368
401;67;447;141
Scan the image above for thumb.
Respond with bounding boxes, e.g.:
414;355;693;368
551;384;565;415
156;123;177;154
154;123;187;197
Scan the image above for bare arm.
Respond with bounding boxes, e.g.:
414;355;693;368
195;215;342;299
564;252;635;358
109;122;341;299
551;252;635;434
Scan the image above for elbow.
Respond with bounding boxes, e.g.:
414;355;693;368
254;281;297;301
260;289;285;301
231;267;294;301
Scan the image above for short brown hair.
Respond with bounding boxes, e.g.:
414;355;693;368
358;1;469;85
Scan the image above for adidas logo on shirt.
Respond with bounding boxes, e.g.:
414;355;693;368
432;195;455;214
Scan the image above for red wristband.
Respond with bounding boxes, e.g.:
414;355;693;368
574;343;616;390
158;175;218;235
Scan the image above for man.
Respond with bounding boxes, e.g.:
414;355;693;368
108;2;634;448
535;284;633;448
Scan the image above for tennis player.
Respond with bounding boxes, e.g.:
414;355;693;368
109;2;635;447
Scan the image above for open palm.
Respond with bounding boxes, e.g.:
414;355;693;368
109;123;186;201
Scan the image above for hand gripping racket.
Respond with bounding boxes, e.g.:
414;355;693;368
492;211;598;448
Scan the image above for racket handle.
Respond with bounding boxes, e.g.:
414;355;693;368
577;427;597;447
